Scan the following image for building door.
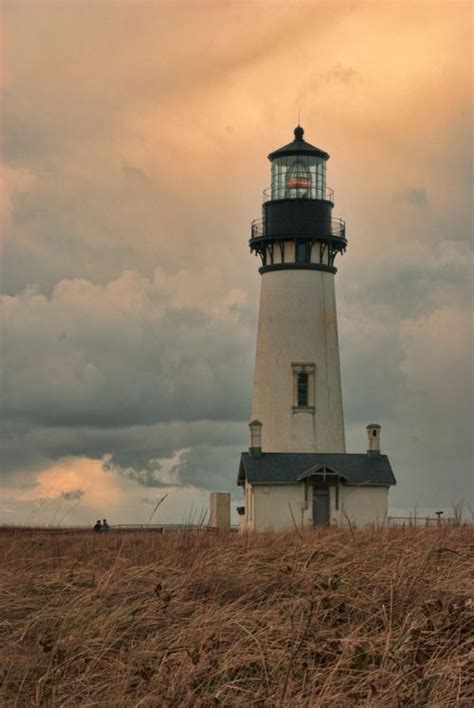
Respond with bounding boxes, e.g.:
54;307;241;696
313;487;330;526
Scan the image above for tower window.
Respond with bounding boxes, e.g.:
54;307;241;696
297;373;309;406
292;363;315;412
373;430;377;437
296;241;310;263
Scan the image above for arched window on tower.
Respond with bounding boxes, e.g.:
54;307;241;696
292;363;316;412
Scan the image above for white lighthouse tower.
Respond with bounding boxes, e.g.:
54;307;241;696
236;127;396;531
250;126;346;453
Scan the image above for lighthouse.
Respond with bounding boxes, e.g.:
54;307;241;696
250;126;346;453
237;127;396;531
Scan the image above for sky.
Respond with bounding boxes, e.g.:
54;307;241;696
1;1;472;526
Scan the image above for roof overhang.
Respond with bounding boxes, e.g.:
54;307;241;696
237;452;396;487
237;457;246;486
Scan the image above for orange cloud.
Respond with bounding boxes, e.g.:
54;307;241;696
13;456;122;507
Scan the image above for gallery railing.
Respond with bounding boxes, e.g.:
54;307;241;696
263;185;335;202
250;216;346;241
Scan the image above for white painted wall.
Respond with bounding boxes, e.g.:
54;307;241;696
209;492;231;531
244;482;254;531
242;481;389;531
252;483;309;532
340;485;388;528
251;269;345;453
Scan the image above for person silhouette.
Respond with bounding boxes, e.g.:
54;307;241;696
101;518;110;532
93;520;102;533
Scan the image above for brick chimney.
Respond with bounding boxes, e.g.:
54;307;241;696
366;423;381;457
249;419;263;457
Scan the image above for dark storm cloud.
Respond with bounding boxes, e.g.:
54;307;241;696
1;272;254;430
112;465;169;490
108;444;241;492
341;240;471;321
172;446;241;492
0;417;247;490
0;260;253;496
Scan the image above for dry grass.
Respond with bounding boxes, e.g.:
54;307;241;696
0;526;473;707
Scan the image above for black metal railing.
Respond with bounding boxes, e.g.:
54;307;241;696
387;516;472;527
263;185;335;202
251;217;346;241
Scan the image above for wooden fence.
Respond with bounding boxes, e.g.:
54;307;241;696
0;524;239;534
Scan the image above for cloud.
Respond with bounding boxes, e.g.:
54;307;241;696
107;450;179;489
1;455;214;527
1;268;254;430
0;506;14;515
0;267;253;503
60;488;85;501
321;63;362;85
394;188;429;205
172;445;243;492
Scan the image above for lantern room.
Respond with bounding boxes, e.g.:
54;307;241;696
269;126;329;201
250;126;347;274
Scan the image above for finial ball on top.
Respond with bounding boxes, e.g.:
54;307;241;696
294;126;304;140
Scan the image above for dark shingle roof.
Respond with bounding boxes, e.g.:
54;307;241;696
238;452;396;487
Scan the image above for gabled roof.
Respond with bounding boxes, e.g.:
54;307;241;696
268;126;330;162
238;452;396;487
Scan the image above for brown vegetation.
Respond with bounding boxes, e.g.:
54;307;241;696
0;526;472;706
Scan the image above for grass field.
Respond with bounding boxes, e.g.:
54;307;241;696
1;526;472;706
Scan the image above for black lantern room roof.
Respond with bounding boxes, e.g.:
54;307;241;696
268;126;330;162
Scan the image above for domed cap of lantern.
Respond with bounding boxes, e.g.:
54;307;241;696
268;126;330;162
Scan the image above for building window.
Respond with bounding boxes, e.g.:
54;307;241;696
292;362;315;412
296;241;310;263
373;430;377;437
297;373;309;406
